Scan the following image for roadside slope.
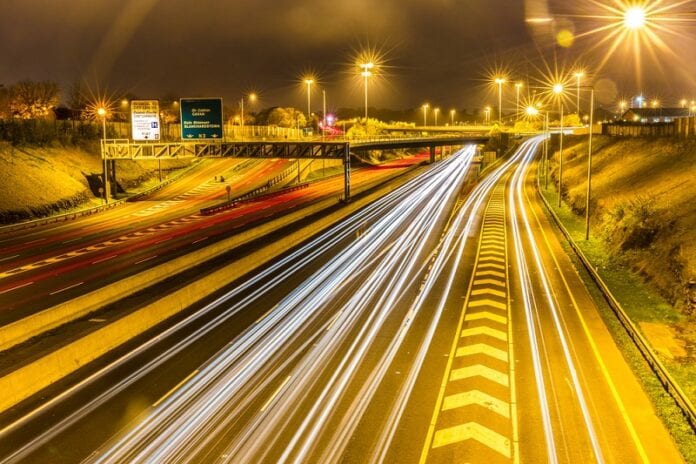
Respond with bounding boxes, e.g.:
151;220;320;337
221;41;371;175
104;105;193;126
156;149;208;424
0;142;191;223
550;136;695;316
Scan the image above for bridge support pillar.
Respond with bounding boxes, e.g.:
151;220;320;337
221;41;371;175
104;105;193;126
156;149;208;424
343;144;351;202
429;145;436;164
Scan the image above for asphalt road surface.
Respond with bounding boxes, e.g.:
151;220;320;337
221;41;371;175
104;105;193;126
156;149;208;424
0;141;683;463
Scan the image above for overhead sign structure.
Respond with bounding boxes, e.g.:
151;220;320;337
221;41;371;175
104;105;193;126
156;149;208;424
130;100;161;141
180;98;224;139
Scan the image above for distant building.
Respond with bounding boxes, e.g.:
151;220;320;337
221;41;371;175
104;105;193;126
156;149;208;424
621;107;690;124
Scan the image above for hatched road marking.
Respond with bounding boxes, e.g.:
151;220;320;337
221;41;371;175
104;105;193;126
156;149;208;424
421;181;516;463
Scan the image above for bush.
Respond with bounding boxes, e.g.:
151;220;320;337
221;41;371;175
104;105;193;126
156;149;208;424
603;195;662;251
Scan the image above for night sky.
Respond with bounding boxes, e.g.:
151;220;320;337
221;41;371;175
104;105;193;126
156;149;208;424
2;0;694;112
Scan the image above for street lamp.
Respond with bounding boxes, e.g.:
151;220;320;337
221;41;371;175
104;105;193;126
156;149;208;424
434;107;440;126
494;77;505;124
515;82;523;119
240;93;257;141
304;78;314;122
359;62;374;120
526;104;550;189
574;71;584;114
583;86;595;240
624;6;646;30
422;103;429;126
98;107;108;204
450;109;455;125
553;83;565;207
619;100;627;116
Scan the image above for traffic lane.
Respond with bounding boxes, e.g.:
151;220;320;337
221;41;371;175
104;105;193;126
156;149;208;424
516;161;682;463
0;159;302;296
0;153;415;267
118;168;463;463
0;154;448;462
0;225;358;463
353;203;483;462
0;162;424;324
0;158;285;268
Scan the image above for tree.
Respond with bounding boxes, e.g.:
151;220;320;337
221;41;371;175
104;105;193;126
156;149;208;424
67;80;88;118
266;107;306;128
0;84;9;119
9;80;60;119
346;118;387;139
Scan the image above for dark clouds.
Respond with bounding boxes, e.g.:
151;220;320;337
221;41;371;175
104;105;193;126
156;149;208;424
1;0;693;111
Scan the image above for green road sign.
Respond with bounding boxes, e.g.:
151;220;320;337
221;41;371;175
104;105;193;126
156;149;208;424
180;98;224;139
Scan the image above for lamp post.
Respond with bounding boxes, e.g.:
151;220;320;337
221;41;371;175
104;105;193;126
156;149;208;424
574;71;584;114
98;107;108;204
495;77;505;124
515;82;523;119
304;78;314;122
584;86;595;240
553;83;565;207
359;62;374;120
239;93;257;141
434;107;440;126
450;109;455;125
322;89;326;141
422;103;429;126
484;106;491;125
526;104;549;189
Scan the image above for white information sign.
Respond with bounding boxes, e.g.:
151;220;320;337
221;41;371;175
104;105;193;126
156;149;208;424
131;100;161;141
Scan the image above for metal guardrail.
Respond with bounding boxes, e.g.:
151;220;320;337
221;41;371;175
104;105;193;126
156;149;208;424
200;183;309;216
536;177;696;431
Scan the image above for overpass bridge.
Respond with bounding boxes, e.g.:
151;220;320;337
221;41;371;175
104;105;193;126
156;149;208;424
100;134;491;201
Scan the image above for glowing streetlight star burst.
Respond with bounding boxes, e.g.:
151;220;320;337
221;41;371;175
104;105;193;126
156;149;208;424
568;0;696;86
624;6;646;29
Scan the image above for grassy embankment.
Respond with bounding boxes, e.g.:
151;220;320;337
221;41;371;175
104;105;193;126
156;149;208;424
541;135;695;460
0;141;191;224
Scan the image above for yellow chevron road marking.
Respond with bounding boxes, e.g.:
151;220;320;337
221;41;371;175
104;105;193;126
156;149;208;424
456;343;509;362
442;389;510;418
467;299;507;311
461;326;508;341
432;422;512;457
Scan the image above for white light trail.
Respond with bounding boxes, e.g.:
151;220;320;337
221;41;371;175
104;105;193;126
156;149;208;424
87;148;477;463
508;138;605;464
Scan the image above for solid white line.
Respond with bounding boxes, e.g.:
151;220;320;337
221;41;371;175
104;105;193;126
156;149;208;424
0;281;34;295
24;238;46;245
153;370;199;408
0;254;20;263
92;254;118;265
49;281;84;295
154;237;172;245
255;305;278;324
260;376;291;412
134;255;158;265
192;236;208;244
